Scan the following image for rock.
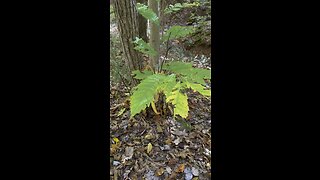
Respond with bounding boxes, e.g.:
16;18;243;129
191;167;199;176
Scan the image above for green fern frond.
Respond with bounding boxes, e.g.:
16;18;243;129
162;26;194;42
184;81;211;97
132;70;153;80
133;37;157;57
166;82;189;118
164;2;199;15
136;3;159;26
185;68;211;85
130;74;166;118
163;61;211;85
162;61;193;75
158;74;177;97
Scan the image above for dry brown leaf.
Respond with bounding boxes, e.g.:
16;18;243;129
176;164;185;173
165;138;172;145
168;158;178;165
111;144;120;154
155;167;165;176
156;122;163;133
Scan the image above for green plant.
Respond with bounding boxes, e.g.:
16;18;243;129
130;61;211;119
130;1;211;120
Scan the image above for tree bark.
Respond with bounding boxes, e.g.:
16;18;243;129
113;0;143;77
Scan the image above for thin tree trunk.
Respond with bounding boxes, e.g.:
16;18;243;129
148;0;160;71
113;0;143;81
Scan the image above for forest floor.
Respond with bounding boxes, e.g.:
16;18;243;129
110;3;212;180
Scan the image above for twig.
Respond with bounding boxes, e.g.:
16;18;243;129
159;32;172;73
117;71;130;91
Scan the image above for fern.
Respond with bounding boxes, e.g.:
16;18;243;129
163;61;211;85
158;74;176;98
132;70;153;80
130;62;211;119
166;82;189;118
136;3;159;26
184;81;211;97
164;2;199;15
129;1;211;121
133;37;157;57
130;74;167;118
162;26;194;42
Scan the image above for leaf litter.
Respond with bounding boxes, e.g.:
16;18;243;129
110;78;212;179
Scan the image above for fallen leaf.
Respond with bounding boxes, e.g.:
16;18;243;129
113;169;118;180
165;138;172;145
168;158;178;165
147;143;152;154
125;147;134;158
191;167;199;176
166;166;172;174
113;137;120;144
173;137;181;145
176;164;185;173
111;144;120;154
113;161;121;166
184;167;193;180
144;134;154;140
155;167;165;176
156;122;163;133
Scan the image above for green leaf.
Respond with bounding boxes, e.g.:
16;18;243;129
185;81;211;97
166;82;189;118
162;26;194;42
162;61;193;75
163;61;211;85
158;74;177;97
132;70;153;80
164;2;199;15
133;37;158;57
185;68;211;85
136;3;159;26
130;74;167;118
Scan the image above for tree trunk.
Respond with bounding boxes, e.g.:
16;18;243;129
148;0;160;71
113;0;143;83
137;0;148;42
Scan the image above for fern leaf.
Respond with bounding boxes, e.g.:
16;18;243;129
185;81;211;97
158;74;177;97
136;3;159;26
162;26;194;42
130;74;166;118
162;61;193;75
166;82;189;118
163;61;211;85
133;37;157;57
164;2;199;15
132;70;153;80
